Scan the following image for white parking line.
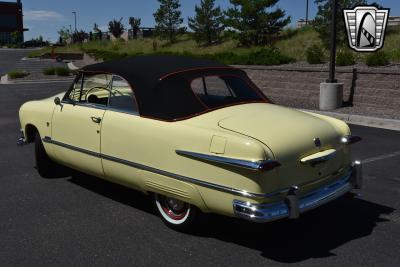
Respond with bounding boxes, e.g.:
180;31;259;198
363;151;400;164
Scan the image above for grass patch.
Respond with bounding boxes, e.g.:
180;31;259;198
43;67;56;75
55;67;71;76
306;44;325;64
8;70;29;79
366;51;390;66
336;49;356;66
84;47;295;65
43;67;71;76
29;28;400;64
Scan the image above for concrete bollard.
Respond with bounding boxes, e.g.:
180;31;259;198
319;82;343;111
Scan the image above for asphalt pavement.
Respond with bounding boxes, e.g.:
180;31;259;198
0;49;37;76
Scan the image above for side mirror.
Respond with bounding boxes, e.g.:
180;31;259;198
54;97;62;106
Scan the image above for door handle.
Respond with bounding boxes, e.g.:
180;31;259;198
91;116;102;123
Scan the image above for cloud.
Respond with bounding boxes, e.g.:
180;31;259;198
24;10;64;22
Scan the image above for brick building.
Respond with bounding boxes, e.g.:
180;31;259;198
0;0;26;44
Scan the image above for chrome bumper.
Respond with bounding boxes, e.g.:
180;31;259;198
233;162;363;223
17;131;26;146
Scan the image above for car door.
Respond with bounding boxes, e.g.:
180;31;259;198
51;73;112;177
100;75;144;189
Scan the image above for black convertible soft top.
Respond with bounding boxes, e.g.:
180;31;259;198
80;55;266;120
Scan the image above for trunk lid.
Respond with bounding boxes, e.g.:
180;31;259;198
218;104;349;194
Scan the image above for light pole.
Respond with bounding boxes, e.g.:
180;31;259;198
327;0;338;83
72;12;77;33
319;0;343;111
306;0;309;25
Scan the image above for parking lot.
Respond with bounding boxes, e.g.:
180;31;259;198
1;51;400;266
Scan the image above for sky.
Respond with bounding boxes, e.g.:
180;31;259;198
18;0;400;42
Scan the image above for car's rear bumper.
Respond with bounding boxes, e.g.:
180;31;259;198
17;130;26;146
233;161;363;223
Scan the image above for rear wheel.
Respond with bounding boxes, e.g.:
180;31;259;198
34;132;56;177
154;194;198;231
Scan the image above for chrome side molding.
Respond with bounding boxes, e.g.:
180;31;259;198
175;150;280;171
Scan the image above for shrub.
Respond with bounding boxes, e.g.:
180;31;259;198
365;51;390;66
306;44;324;64
43;67;56;75
8;70;29;79
84;47;295;66
55;67;71;76
336;49;356;66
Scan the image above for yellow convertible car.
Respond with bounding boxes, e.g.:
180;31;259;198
18;55;363;230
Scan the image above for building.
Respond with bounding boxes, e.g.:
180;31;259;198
0;0;27;44
297;19;313;29
388;16;400;27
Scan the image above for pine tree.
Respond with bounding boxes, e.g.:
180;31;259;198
314;0;367;48
108;18;125;39
224;0;290;46
188;0;225;46
129;17;141;38
153;0;183;42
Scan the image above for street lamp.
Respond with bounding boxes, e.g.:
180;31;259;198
327;0;338;83
72;11;77;33
319;0;343;111
306;0;309;25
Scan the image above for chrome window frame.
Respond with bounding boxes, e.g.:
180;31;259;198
62;73;139;116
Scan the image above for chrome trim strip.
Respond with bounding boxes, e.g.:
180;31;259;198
43;137;101;158
43;137;267;198
176;150;278;171
42;137;352;200
301;150;337;166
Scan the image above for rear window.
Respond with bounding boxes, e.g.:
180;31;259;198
191;76;263;109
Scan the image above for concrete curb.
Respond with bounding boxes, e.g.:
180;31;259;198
302;109;400;131
67;62;79;71
1;73;73;85
1;74;9;84
1;79;73;85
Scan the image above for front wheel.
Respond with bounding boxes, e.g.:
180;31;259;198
154;194;198;231
34;132;56;177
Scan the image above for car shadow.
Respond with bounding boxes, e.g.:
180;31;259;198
67;172;394;263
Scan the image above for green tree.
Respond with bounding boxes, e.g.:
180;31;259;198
313;0;366;48
188;0;225;45
129;17;141;38
72;30;87;43
153;0;184;42
57;26;72;44
93;23;102;40
109;18;125;39
224;0;291;46
10;31;22;44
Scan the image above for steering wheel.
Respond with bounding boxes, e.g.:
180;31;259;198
84;86;124;103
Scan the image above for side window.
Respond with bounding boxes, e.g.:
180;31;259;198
68;75;83;102
81;74;112;106
108;76;138;113
67;73;112;106
191;75;263;108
